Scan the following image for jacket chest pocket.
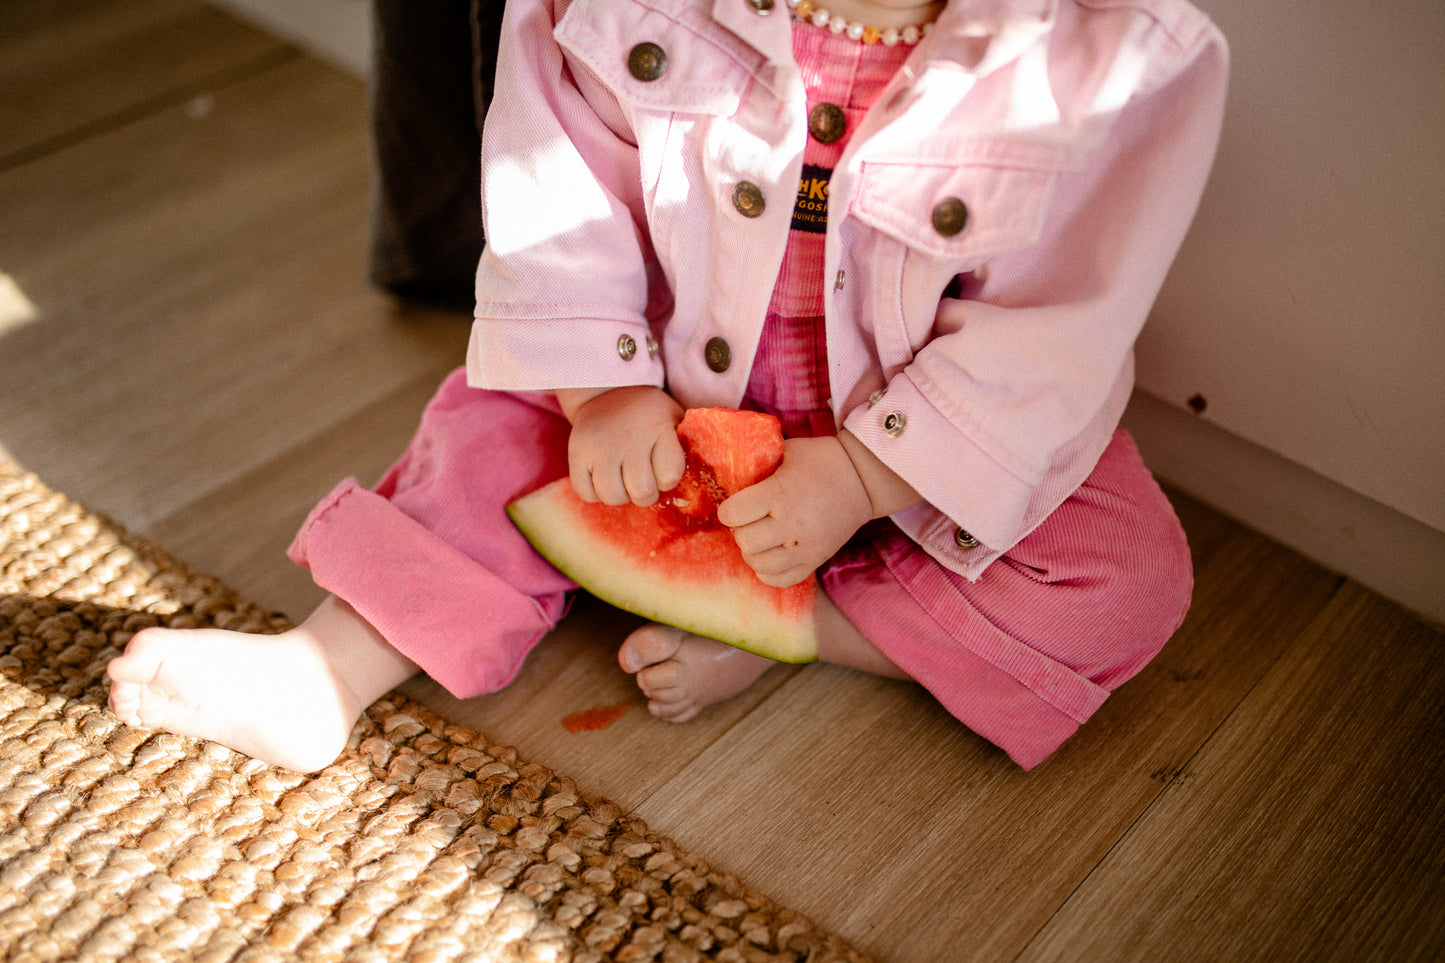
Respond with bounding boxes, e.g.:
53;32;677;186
842;146;1078;365
556;0;757;117
848;142;1078;268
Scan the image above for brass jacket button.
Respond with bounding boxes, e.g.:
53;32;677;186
808;103;847;144
617;334;638;360
628;42;667;82
705;336;732;373
954;527;980;550
932;196;969;237
732;181;766;218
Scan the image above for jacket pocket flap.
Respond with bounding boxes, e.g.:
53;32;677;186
851;152;1063;261
557;0;751;116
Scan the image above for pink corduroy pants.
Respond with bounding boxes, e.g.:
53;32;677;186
288;368;1192;769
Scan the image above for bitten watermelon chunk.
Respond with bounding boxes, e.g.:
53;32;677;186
506;408;819;663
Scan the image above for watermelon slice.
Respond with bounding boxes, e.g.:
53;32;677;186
506;407;819;663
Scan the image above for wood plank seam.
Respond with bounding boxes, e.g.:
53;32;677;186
0;46;300;173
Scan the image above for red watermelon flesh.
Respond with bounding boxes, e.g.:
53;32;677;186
506;408;818;663
675;405;784;496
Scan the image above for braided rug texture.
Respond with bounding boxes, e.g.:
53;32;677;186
0;463;869;963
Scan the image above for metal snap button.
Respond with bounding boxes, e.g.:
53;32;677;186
748;0;774;11
883;410;906;436
867;388;885;406
834;269;846;291
954;527;980;550
645;335;660;359
931;196;969;237
627;42;667;82
617;334;638;360
704;336;732;373
732;181;766;218
808;103;847;144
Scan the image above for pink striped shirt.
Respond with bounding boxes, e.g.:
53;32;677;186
750;26;911;426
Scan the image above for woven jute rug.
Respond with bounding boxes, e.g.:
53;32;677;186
0;462;868;963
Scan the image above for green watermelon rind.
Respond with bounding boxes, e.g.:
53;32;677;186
507;479;819;664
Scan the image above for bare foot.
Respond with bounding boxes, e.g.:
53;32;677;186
619;624;775;722
106;597;416;772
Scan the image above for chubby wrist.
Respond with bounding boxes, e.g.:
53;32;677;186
837;429;922;519
554;386;614;423
556;385;675;424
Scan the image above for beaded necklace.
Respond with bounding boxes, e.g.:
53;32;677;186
785;0;940;45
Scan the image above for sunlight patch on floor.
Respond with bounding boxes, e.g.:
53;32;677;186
0;272;37;336
0;271;37;467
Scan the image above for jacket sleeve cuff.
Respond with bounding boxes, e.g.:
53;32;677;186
466;315;665;392
841;369;1037;554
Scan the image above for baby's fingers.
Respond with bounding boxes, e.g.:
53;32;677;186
588;463;632;506
620;455;661;505
717;486;770;529
756;566;813;589
621;430;688;506
652;431;687;494
741;547;814;588
568;458;600;503
729;517;781;559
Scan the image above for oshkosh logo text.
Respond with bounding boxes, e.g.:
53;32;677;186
800;176;829;201
791;164;832;234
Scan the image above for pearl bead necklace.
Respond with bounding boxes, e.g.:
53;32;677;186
786;0;937;46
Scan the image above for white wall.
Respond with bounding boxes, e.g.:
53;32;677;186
1134;0;1445;623
1141;0;1445;532
204;0;1444;624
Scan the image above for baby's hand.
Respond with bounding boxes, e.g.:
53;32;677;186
560;386;685;506
717;436;872;588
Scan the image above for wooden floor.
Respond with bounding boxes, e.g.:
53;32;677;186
2;3;1441;960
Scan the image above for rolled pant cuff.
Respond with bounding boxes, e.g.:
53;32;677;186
288;478;564;697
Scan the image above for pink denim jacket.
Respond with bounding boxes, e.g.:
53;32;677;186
467;0;1228;579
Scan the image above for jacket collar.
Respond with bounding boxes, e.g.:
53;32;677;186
710;0;793;64
928;0;1056;75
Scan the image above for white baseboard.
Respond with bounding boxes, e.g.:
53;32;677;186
1122;390;1444;629
205;0;371;78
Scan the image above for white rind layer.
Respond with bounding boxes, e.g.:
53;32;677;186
508;480;819;663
